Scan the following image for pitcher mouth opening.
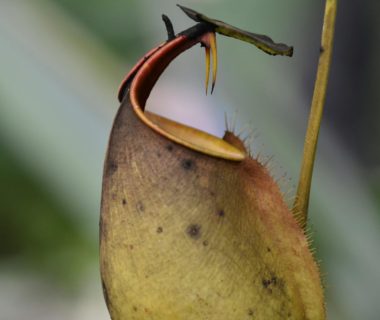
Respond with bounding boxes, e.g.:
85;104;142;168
143;111;246;161
117;6;292;162
126;30;246;161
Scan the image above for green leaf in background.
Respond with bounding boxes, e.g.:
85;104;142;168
0;138;95;288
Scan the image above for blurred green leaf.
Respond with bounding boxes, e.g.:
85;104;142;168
53;0;146;58
0;139;96;287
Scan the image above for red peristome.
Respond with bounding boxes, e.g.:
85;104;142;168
130;35;203;110
118;43;165;102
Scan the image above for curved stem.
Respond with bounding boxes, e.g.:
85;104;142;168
293;0;338;229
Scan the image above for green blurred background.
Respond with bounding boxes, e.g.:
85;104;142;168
1;0;379;319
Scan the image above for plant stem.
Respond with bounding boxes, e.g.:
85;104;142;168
293;0;338;229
